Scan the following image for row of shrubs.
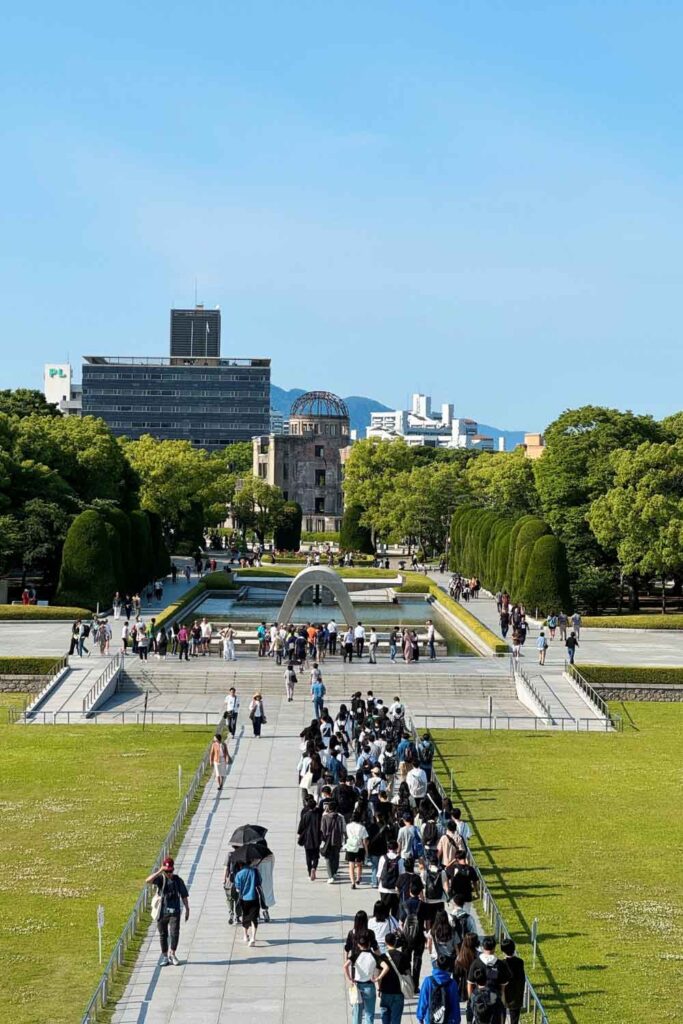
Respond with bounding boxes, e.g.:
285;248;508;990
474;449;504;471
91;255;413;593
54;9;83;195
56;508;171;611
155;572;238;631
301;531;340;544
579;665;683;686
449;507;571;616
0;657;67;675
0;605;92;620
582;614;683;629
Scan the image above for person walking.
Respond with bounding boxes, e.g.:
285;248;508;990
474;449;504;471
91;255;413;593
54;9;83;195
536;630;548;666
178;623;189;661
426;619;436;660
298;793;322;880
146;857;189;967
209;732;232;791
224;687;239;737
565;631;579;665
345;809;369;889
344;931;380;1024
389;628;399;663
221;624;236;661
571;611;582;639
416;955;462;1024
320;798;346;883
310;666;326;719
120;620;129;656
112;593;121;620
355;621;366;659
137;623;149;661
327;618;338;655
500;938;526;1024
343;626;354;663
547;613;558;640
248;693;266;737
233;862;263;947
368;628;379;664
558;611;568;642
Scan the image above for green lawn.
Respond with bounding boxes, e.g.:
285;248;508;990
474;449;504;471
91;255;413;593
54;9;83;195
0;725;210;1024
433;704;683;1024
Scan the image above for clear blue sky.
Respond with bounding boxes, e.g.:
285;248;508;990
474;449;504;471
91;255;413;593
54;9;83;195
2;1;682;430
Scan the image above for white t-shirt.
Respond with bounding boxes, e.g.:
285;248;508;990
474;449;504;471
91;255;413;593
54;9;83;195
201;622;213;639
354;625;366;640
368;915;399;953
345;821;368;853
352;950;377;983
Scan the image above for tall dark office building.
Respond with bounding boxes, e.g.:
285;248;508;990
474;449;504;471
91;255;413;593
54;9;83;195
81;306;270;450
170;305;221;358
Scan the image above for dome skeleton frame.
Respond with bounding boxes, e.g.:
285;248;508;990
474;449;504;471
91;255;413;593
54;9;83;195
289;391;350;420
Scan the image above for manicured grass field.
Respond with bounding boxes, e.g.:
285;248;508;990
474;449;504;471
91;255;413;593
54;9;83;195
0;725;211;1024
433;704;683;1024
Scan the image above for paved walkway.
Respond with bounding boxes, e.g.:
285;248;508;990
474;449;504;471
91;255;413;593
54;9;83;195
112;696;476;1024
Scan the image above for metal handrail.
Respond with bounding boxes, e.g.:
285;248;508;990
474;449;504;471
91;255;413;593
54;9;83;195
406;712;550;1024
22;655;69;718
564;660;618;727
510;657;553;720
408;712;617;732
80;733;218;1023
82;653;123;714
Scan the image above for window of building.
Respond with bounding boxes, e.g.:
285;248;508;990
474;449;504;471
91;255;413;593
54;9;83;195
283;490;288;501
315;497;325;513
305;517;314;532
283;463;289;481
315;469;326;487
317;518;325;532
315;445;324;458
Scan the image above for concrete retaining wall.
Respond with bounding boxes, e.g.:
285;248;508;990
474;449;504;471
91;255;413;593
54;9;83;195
594;684;683;702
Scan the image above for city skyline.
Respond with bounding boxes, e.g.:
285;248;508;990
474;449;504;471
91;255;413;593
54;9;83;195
3;2;683;427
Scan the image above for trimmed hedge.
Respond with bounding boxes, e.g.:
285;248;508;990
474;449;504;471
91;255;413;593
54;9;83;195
432;588;509;655
301;531;340;543
236;566;398;579
521;535;571;614
0;657;67;674
396;577;433;593
340;504;374;554
274;501;303;551
56;510;116;610
579;665;683;686
0;605;91;620
582;614;683;630
156;572;238;630
449;506;570;616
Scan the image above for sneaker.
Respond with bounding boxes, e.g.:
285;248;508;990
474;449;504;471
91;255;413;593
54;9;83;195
248;938;256;947
327;878;335;884
351;883;357;890
169;953;180;966
159;955;170;967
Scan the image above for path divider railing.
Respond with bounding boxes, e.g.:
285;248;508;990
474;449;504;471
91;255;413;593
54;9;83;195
564;661;621;730
82;653;124;715
22;655;70;719
80;727;219;1024
406;710;550;1024
510;657;554;722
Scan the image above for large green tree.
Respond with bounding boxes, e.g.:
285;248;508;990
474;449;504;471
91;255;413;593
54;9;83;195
0;389;61;419
465;450;540;516
588;440;683;612
232;478;285;545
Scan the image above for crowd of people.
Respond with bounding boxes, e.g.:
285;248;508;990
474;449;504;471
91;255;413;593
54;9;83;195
295;689;527;1024
253;618;438;665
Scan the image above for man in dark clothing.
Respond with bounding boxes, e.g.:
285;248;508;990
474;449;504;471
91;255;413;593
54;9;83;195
467;965;503;1024
146;856;189;966
333;777;359;822
399;877;428;990
565;630;579;664
500;938;526;1024
446;849;479;909
377;931;412;1023
467;936;511;1006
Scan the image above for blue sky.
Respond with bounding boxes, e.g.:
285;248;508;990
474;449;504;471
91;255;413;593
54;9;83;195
2;1;682;429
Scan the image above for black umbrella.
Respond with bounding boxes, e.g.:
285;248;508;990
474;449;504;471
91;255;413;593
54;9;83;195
230;840;271;865
230;824;268;846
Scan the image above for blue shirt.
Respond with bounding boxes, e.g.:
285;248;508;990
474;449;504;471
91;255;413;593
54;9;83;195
234;866;262;902
416;969;461;1024
311;681;326;700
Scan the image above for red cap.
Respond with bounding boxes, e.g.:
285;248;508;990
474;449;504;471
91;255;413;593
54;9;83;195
162;857;174;870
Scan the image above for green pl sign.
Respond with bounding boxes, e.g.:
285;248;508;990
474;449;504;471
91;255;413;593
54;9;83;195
49;368;67;378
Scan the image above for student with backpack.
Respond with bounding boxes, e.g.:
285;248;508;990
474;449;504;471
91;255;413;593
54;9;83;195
398;879;428;991
377;839;401;916
500;938;526;1024
416;954;462;1024
376;929;412;1024
446;849;479;912
466;965;503;1024
448;895;478;949
417;732;435;781
467;936;511;1006
421;860;446;929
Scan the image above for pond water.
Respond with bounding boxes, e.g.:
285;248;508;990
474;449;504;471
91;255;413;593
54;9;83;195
193;593;475;655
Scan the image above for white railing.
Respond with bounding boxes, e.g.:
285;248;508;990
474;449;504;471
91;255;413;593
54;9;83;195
23;656;70;718
510;657;553;721
82;653;124;715
564;661;619;728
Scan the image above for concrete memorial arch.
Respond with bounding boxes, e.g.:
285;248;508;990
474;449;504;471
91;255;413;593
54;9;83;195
278;566;358;627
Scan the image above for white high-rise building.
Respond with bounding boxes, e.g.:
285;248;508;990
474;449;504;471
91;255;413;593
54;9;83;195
367;393;496;450
43;363;82;416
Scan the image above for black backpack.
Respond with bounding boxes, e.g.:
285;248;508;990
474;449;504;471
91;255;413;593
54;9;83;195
82;623;91;637
470;987;500;1023
424;867;444;902
451;912;473;947
428;977;448;1024
380;857;399;889
423;820;439;846
401;912;422;950
382;754;396;776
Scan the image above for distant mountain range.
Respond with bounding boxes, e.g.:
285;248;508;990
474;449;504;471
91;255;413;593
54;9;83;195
270;385;525;448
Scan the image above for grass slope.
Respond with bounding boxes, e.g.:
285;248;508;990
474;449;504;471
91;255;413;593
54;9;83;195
433;705;683;1024
0;725;210;1024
